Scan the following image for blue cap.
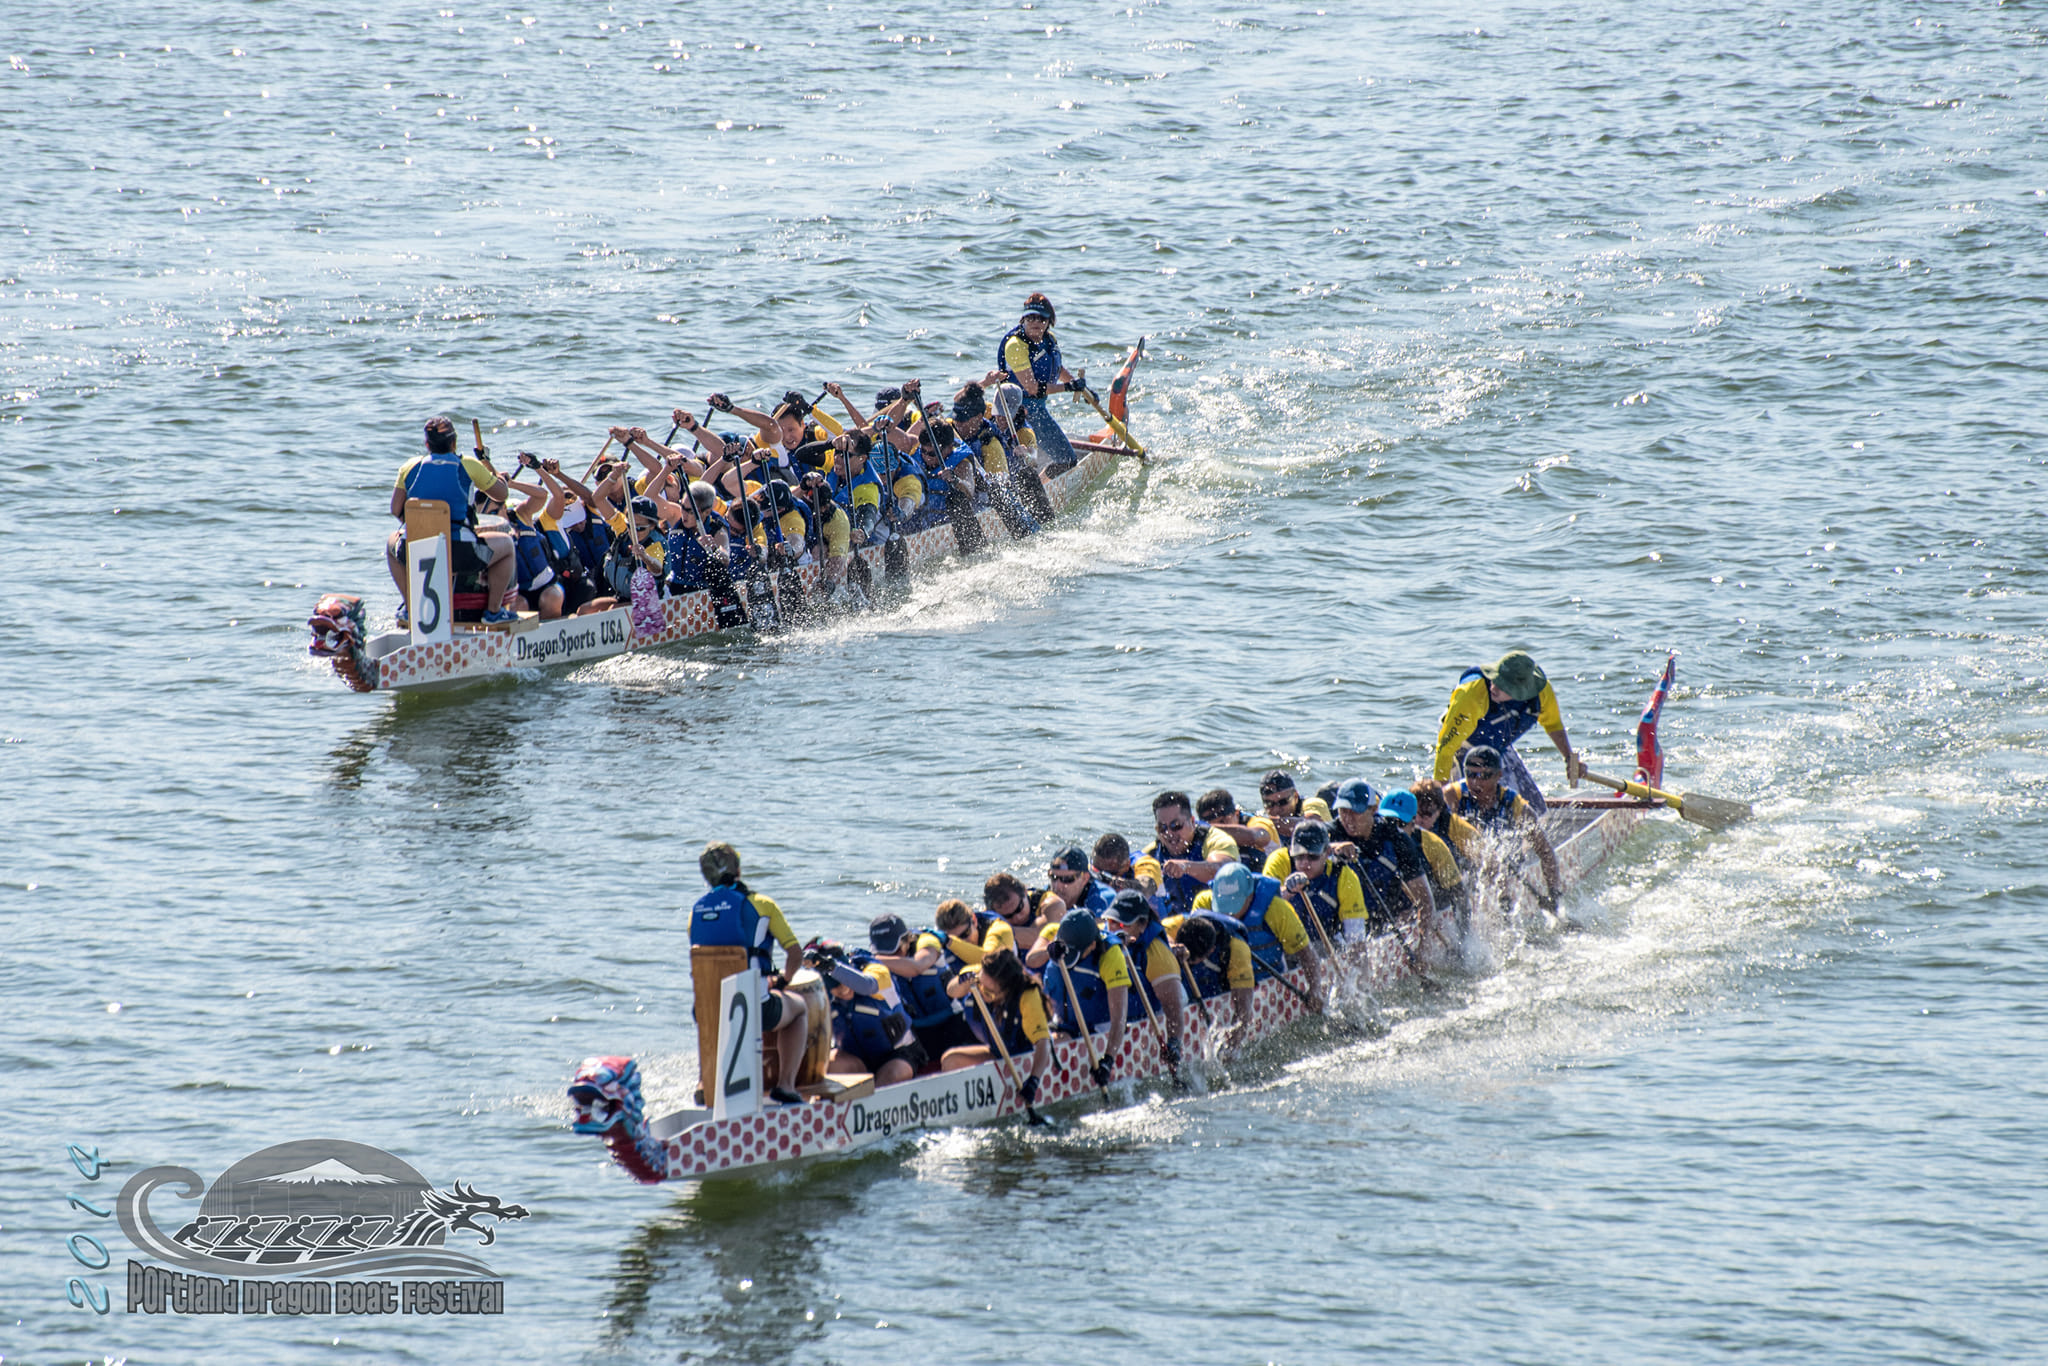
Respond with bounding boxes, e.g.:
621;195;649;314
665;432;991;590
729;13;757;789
1209;864;1254;918
1378;790;1419;823
868;913;911;953
1333;778;1380;813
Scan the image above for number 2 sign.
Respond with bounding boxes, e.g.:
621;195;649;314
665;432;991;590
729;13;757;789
711;970;762;1122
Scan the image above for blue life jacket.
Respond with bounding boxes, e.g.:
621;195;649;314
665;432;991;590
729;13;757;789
891;932;966;1031
1348;823;1424;930
402;452;478;531
967;984;1047;1057
1290;866;1347;939
1453;783;1525;835
1460;664;1544;753
1181;913;1249;999
1068;878;1117;916
1143;821;1222;916
831;959;913;1060
507;515;554;595
567;517;609;582
1226;874;1288;974
688;882;775;977
1044;931;1127;1036
995;324;1062;390
665;528;710;592
1119;918;1168;1013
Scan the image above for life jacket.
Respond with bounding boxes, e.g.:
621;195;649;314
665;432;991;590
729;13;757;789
688;882;775;977
1290;865;1347;939
1067;878;1117;916
1044;931;1127;1035
1226;807;1268;871
831;957;913;1059
506;513;554;595
1459;664;1544;753
402;452;478;531
665;528;710;593
1223;874;1288;973
1119;918;1168;1013
1143;822;1221;915
1345;821;1418;931
967;984;1047;1057
995;323;1062;389
892;931;968;1031
1181;913;1248;999
1450;781;1525;835
567;516;610;588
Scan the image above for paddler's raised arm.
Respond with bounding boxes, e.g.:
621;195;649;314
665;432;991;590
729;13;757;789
822;381;867;433
670;408;729;461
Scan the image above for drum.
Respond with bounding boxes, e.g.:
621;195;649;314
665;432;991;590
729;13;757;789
793;969;831;1087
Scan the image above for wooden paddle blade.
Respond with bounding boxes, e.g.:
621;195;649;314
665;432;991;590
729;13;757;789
1679;791;1752;831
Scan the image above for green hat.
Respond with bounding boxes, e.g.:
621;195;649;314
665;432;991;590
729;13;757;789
1480;650;1546;702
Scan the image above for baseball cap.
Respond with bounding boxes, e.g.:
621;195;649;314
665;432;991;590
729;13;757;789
1377;790;1419;823
1333;779;1380;813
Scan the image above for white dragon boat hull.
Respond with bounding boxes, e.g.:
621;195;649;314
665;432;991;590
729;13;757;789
568;789;1658;1184
321;445;1125;694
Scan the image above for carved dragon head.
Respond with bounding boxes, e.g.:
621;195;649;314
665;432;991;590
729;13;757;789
568;1056;644;1137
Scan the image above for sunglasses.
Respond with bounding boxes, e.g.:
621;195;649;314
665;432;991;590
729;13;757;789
1156;817;1189;834
1049;871;1087;884
1465;766;1500;778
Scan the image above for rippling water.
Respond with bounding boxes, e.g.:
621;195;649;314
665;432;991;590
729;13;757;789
7;0;2048;1361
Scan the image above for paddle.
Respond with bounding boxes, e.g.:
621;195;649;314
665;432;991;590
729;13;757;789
966;979;1047;1126
1123;947;1182;1087
1579;766;1752;831
580;433;616;482
1052;955;1113;1104
1074;378;1147;459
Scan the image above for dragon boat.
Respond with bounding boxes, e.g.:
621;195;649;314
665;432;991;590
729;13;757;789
308;341;1151;695
307;442;1130;694
566;660;1686;1184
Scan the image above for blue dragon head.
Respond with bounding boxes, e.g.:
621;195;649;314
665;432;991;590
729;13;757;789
568;1056;668;1184
568;1056;644;1136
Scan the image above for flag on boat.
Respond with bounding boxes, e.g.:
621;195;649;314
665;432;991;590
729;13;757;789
1636;652;1676;786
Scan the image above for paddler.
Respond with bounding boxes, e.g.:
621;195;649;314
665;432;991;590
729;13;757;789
1090;833;1145;893
867;911;979;1058
994;293;1084;477
1195;863;1322;1001
1323;781;1435;935
1257;770;1311;840
1165;911;1256;1035
1264;820;1368;945
982;872;1065;965
1046;846;1117;915
940;947;1053;1109
952;381;1039;538
805;938;926;1086
1041;910;1127;1089
1196;787;1280;870
1140;790;1243;916
1433;650;1582;814
384;415;519;628
688;843;809;1106
1443;745;1564;916
1104;889;1187;1072
1398;785;1473;937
